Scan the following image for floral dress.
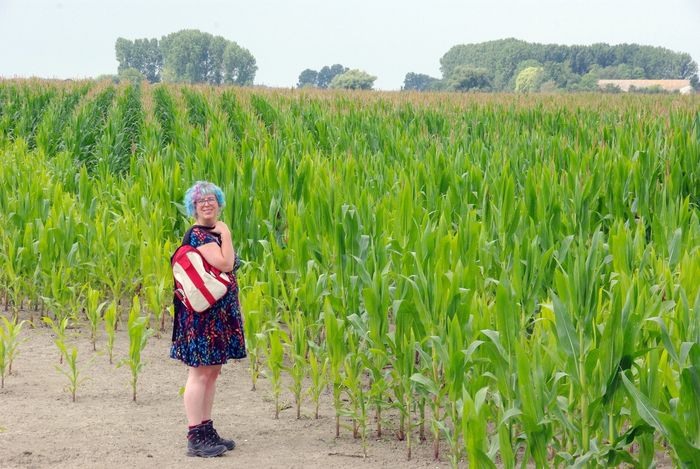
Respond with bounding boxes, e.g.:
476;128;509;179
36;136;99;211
170;226;247;367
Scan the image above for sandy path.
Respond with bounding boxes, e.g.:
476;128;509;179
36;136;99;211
0;317;449;469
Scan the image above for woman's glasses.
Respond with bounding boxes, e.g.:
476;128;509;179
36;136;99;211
196;197;218;207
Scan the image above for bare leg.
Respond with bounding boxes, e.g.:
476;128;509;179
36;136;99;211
202;365;222;421
184;366;216;426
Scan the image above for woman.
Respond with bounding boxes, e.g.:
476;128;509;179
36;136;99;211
170;181;246;457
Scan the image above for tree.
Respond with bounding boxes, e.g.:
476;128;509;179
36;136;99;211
691;75;700;91
118;68;146;84
542;61;580;90
318;64;348;88
402;73;439;91
448;66;492;91
116;30;256;86
329;69;376;90
222;42;257;85
515;67;544;92
115;38;162;83
439;38;699;91
297;69;319;88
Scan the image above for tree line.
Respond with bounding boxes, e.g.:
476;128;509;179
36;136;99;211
111;32;698;92
114;30;256;86
402;38;699;92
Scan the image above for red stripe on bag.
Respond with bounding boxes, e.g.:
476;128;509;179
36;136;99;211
171;244;233;313
185;260;217;305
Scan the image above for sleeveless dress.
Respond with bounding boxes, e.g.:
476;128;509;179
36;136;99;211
170;226;247;366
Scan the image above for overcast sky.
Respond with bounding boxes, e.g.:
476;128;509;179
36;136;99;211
1;0;698;90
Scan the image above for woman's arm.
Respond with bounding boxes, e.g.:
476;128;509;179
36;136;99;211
196;222;236;272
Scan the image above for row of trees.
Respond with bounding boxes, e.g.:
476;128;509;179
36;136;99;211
403;38;699;92
297;64;377;90
111;33;697;92
115;29;256;86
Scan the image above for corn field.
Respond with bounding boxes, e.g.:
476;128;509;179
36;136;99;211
1;79;699;467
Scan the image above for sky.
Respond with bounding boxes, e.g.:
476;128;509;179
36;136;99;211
0;0;698;90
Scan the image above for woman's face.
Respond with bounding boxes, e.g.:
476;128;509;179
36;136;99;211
194;194;220;224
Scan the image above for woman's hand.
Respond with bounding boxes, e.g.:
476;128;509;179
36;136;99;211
209;221;231;237
197;222;235;272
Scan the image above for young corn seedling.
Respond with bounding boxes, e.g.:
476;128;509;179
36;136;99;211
412;336;447;461
439;315;468;469
118;296;152;401
103;301;118;364
0;336;6;388
461;386;495;469
55;342;83;402
342;347;369;457
42;315;69;364
265;328;285;419
307;342;328;419
241;283;268;391
283;310;308;419
323;301;347;437
0;315;26;376
143;277;168;334
84;287;106;351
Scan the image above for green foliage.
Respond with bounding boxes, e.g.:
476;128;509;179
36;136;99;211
402;72;441;91
103;301;118;365
159;30;256;85
84;287;106;351
117;68;146;85
297;68;319;88
515;66;545;92
115;37;162;83
2;80;700;466
440;38;699;91
282;311;308;419
116;30;256;85
264;328;285;419
117;296;153;401
297;64;349;88
448;66;492;91
329;69;376;90
43;315;70;364
0;316;26;388
54;343;82;402
318;64;349;88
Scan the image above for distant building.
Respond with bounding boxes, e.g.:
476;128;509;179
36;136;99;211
597;79;693;94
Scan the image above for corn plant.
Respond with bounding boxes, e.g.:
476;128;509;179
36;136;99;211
118;296;152;401
282;310;308;419
0;315;26;377
55;342;83;402
84;287;106;351
306;342;328;419
0;315;26;388
43;315;69;364
264;328;285;419
324;301;347;437
341;347;369;457
2;82;700;465
241;282;268;391
0;334;6;388
103;301;118;364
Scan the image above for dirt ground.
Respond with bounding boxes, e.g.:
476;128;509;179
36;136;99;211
0;313;450;469
0;311;675;469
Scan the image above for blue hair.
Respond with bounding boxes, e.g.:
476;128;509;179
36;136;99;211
184;181;225;217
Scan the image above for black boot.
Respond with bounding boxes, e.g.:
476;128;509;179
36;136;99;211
202;420;236;451
186;424;227;457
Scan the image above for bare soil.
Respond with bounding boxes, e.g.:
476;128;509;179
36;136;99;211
0;315;449;469
0;311;675;469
